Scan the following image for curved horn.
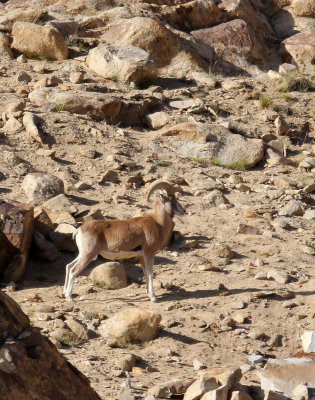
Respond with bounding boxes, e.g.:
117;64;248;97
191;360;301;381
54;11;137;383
146;179;175;202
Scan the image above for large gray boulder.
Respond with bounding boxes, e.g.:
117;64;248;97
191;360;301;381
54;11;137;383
86;44;157;84
158;122;264;169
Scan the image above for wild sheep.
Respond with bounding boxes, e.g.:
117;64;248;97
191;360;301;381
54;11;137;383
63;180;185;302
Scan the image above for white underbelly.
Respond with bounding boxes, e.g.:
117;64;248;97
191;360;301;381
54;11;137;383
99;250;143;260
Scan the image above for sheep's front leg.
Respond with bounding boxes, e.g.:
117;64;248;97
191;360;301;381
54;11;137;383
143;254;157;302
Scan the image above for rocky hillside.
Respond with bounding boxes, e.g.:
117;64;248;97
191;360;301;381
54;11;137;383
0;0;314;399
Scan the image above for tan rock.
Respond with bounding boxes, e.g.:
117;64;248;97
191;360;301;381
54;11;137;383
49;223;77;252
281;29;315;75
66;318;88;342
146;111;170;130
22;112;43;144
100;16;210;76
22;173;65;205
148;379;195;398
87;44;157;84
293;0;315;17
200;385;229;400
198;367;242;389
183;375;220;400
99;308;161;344
89;262;127;289
12;22;68;61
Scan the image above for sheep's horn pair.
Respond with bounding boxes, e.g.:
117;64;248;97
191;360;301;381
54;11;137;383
146;179;176;202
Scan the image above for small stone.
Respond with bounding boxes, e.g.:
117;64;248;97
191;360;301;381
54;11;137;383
70;71;84;84
115;354;136;372
99;170;119;184
193;359;205;371
255;272;268;280
267;269;290;284
248;354;263;364
303;209;315;220
237;224;261;235
214;244;234;259
248;330;265;340
17;71;32;83
279;200;304;217
268;334;282;348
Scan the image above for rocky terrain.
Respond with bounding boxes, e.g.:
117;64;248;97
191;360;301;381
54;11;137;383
0;0;314;399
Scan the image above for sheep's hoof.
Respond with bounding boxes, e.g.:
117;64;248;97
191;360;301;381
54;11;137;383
150;296;158;303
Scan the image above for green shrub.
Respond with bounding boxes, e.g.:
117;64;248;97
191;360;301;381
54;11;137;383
277;73;315;93
259;93;273;109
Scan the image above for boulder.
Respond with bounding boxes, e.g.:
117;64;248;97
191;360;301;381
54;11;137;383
99;308;161;345
12;21;68;61
158;122;264;169
0;290;101;400
100;16;211;76
28;87;122;121
191;19;267;66
260;358;315;397
0;7;44;26
0;200;34;282
49;223;77;253
160;0;223;30
293;0;315;17
22;173;65;205
183;376;220;400
146;111;170;129
0;290;29;343
281;29;315;75
86;44;157;84
89;262;128;289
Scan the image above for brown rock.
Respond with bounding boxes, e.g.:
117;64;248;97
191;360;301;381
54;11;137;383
12;21;68;61
0;291;101;399
192;19;267;66
0;200;34;282
0;290;29;344
0;32;13;58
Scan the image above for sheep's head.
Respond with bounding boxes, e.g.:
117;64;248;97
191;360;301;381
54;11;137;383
147;179;185;217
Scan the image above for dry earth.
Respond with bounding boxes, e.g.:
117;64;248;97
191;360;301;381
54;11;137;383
0;0;314;399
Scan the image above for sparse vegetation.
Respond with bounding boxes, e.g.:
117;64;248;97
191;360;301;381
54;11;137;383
189;156;208;166
30;54;50;62
226;157;249;171
93;279;122;290
277;73;315;93
259;93;273;109
56;104;66;112
111;74;119;82
210;156;221;166
57;334;81;347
